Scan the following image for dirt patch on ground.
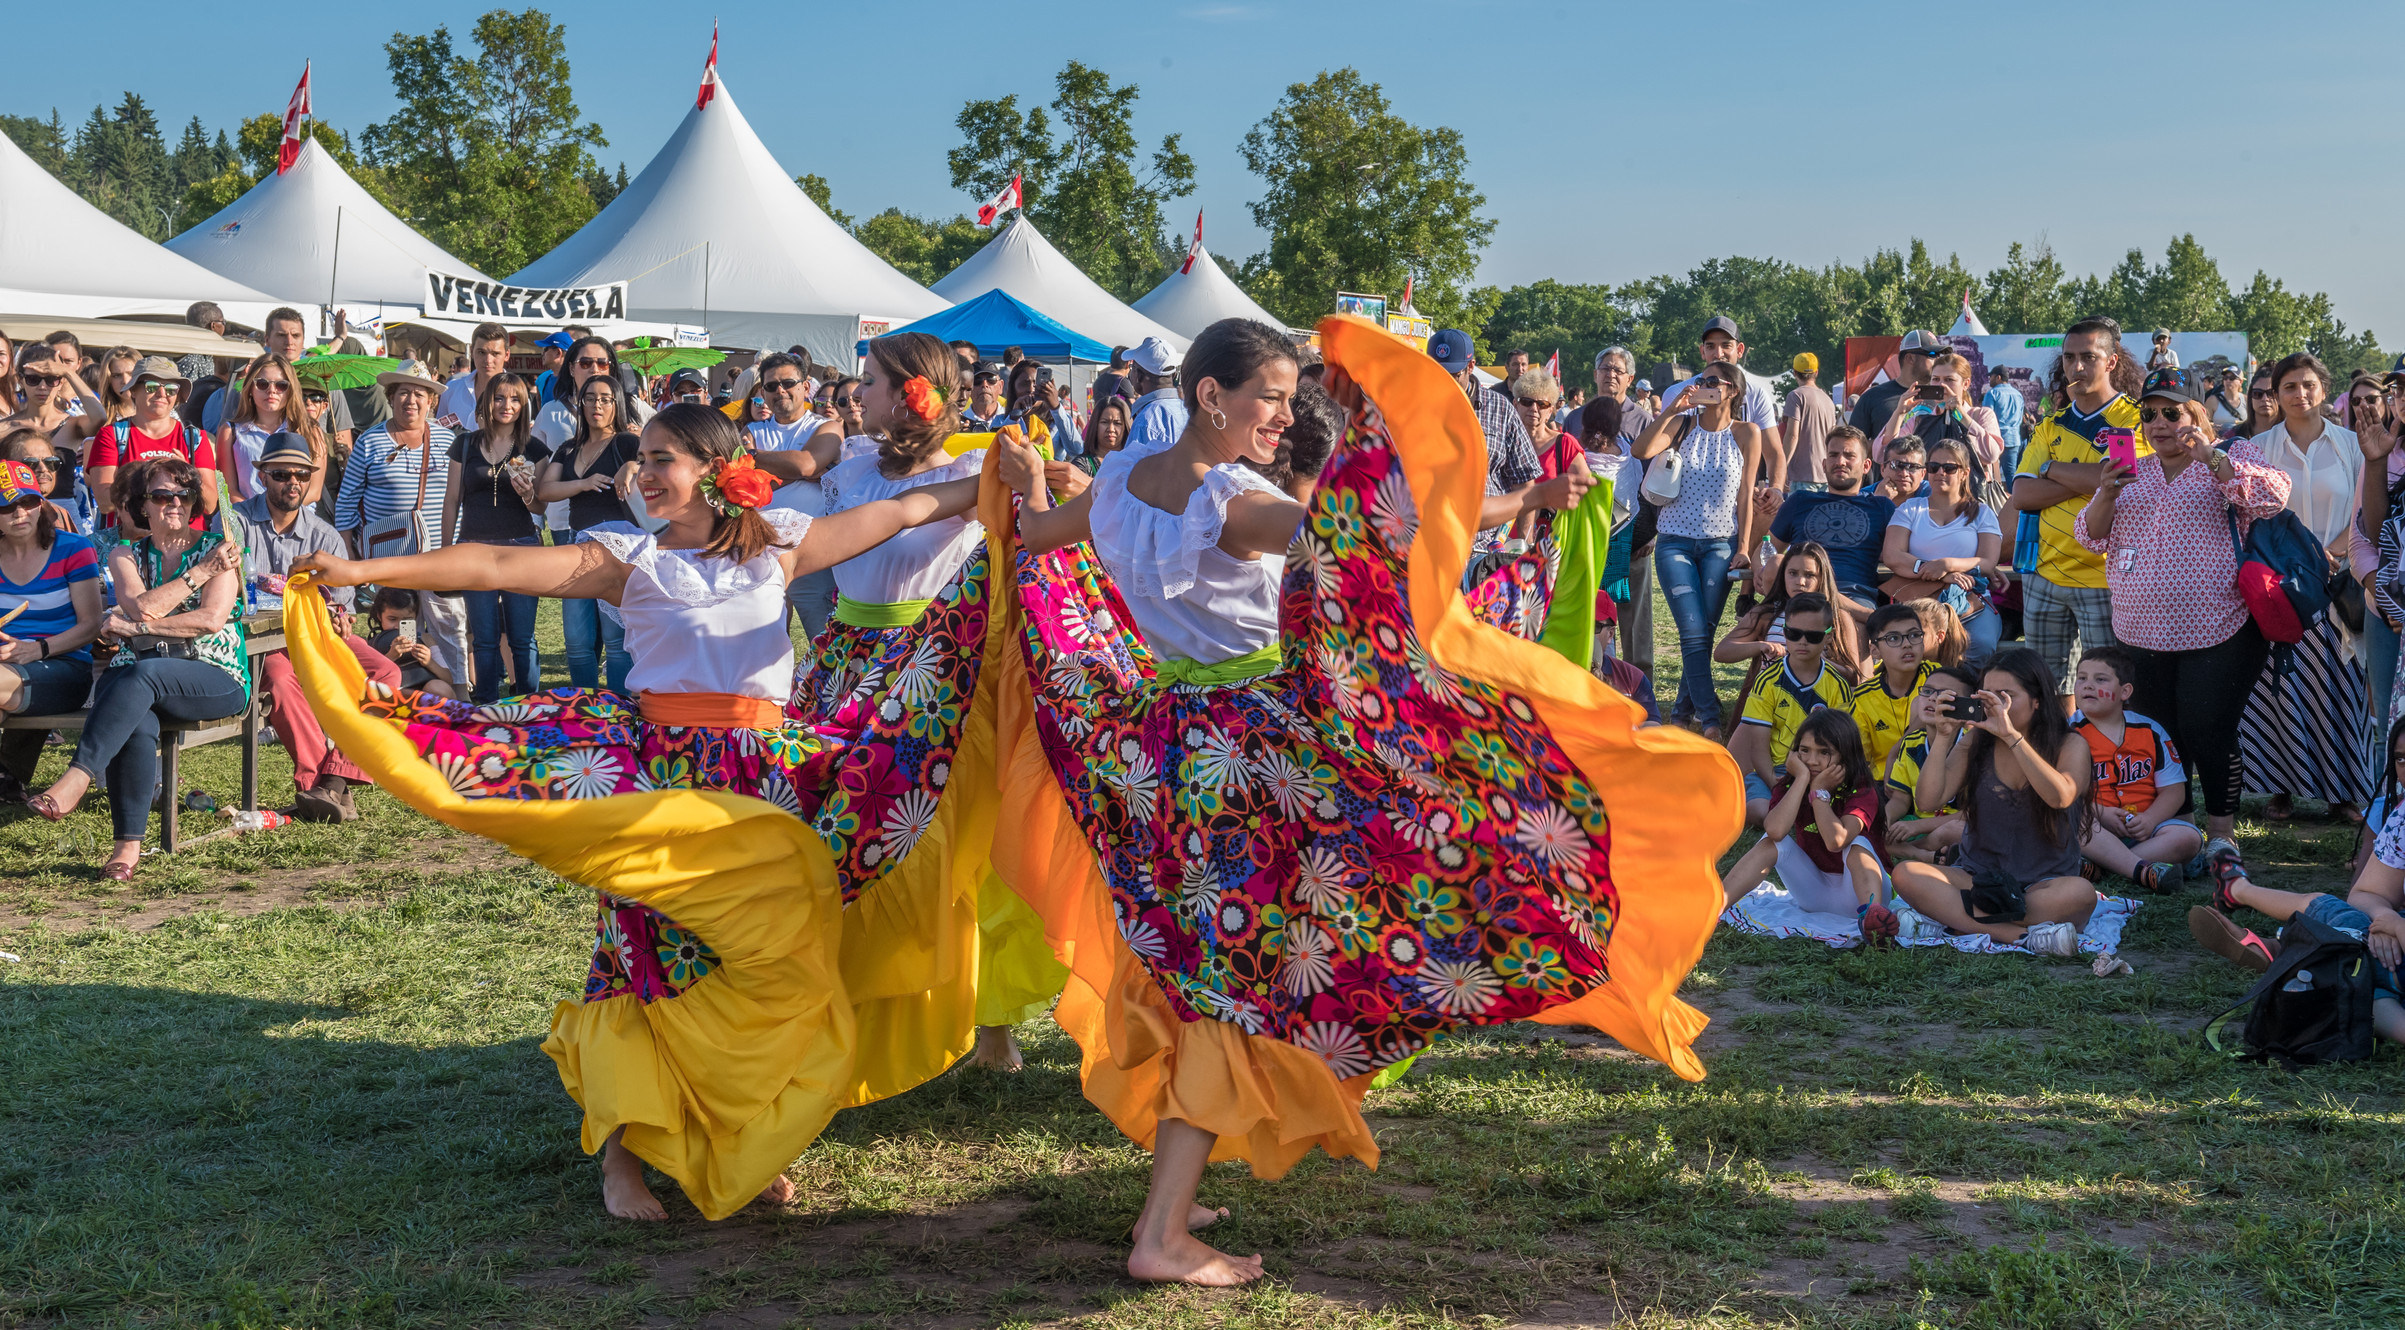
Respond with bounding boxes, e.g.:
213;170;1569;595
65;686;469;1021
0;838;517;935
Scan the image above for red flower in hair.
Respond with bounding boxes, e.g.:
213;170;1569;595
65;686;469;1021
708;453;776;512
901;375;948;422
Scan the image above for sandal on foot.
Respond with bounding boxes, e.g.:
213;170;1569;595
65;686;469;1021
2188;905;2276;973
2135;861;2184;893
2201;838;2246;910
1858;901;1899;948
101;858;136;881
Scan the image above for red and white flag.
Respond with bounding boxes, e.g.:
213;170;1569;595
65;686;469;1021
1399;273;1415;311
1180;208;1204;274
977;174;1022;227
695;24;720;110
1546;349;1561;382
277;62;311;174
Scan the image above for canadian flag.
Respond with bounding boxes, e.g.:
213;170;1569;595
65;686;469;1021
1546;349;1561;382
1399;273;1415;311
1180;208;1204;274
695;24;720;110
977;174;1022;227
278;62;311;174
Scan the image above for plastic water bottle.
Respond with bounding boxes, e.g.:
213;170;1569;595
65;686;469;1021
226;809;292;832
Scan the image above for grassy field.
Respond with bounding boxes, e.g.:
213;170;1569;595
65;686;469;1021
3;599;2401;1329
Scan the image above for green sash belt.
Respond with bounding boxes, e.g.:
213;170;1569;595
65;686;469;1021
833;597;933;628
1151;644;1281;688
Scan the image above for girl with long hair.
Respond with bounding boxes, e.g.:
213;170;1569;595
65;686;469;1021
1719;708;1895;940
287;401;988;1224
1631;358;1766;737
50;344;141;458
1891;646;2097;955
440;372;548;700
537;370;641;691
1716;540;1863;688
988;317;1732;1285
214;352;327;503
1882;437;2005;667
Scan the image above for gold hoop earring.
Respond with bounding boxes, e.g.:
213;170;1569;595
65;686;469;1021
1209;408;1228;430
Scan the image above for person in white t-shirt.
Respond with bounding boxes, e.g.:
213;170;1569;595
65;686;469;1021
745;351;845;636
436;322;512;430
1881;437;2006;667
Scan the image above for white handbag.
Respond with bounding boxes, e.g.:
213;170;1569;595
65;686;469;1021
1638;415;1693;506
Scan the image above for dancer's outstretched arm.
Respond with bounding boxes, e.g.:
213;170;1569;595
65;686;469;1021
786;477;981;578
295;541;629;602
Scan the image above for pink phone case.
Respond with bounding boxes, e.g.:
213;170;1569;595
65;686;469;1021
2100;428;2139;472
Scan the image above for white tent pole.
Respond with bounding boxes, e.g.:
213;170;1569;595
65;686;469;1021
328;205;342;309
702;241;711;332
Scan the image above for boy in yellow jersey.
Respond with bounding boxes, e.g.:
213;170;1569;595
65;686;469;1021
2010;317;2145;692
1732;594;1852;826
1850;603;1938;773
1881;663;1979;863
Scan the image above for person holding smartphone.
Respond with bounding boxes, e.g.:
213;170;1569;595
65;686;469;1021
1872;352;2004;485
2077;367;2288;845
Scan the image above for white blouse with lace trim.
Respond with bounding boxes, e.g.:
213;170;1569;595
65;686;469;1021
1088;448;1288;665
577;507;808;701
822;449;985;605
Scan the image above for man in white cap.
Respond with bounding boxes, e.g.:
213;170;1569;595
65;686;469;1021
1124;336;1187;454
1848;329;1946;441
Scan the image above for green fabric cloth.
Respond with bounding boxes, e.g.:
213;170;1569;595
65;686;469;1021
1151;644;1281;688
1536;476;1613;669
833;597;933;628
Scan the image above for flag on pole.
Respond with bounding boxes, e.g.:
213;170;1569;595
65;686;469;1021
1399;274;1415;312
977;174;1022;227
1546;349;1561;383
278;62;311;174
695;23;721;110
1180;208;1204;274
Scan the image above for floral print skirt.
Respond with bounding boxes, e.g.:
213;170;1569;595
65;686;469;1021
1009;393;1619;1079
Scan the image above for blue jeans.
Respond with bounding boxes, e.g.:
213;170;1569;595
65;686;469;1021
1964;604;2003;671
2298;896;2403;1002
560;597;630;693
1656;533;1734;726
464;587;541;703
787;566;836;641
70;658;249;842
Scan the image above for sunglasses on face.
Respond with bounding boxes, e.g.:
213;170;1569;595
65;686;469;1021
253;379;290;393
1514;397;1556;409
1885;460;1924;472
573;356;612;369
1928;462;1966;475
17;370;61;388
2139;406;2185;423
260;469;312;484
146;489;192;505
761;378;807;392
20;457;59;472
1787;627;1831;644
136;381;178;395
1873;631;1921;648
7;495;43;513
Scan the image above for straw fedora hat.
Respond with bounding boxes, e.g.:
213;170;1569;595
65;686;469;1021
375;358;444;395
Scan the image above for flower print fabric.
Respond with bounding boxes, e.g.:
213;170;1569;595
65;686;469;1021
1009;372;1620;1077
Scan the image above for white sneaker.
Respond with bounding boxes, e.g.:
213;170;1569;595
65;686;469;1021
1891;902;1946;943
2022;921;2081;957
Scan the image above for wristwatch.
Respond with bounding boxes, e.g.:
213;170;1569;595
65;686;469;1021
1811;789;1833;802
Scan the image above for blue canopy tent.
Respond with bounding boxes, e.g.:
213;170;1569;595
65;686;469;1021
855;287;1110;361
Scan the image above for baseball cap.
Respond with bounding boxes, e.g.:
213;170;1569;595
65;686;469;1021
2152;328;2172;340
1426;329;1475;373
1791;351;1819;376
1634;379;1653;392
670;368;708;389
257;432;317;470
1987;364;2007;378
2139;367;2193;403
0;459;42;507
537;330;577;350
972;362;1003;383
1898;330;1947;355
2385;354;2405;382
1127;336;1182;375
1701;315;1741;342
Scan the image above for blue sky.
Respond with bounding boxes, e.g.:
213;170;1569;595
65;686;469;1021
13;2;2403;337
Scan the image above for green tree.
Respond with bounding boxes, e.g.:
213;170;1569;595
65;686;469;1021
1979;240;2076;334
0;109;70;177
796;173;852;229
174;114;369;234
948;62;1193;300
2232;272;2384;377
360;8;609;275
1237;68;1494;338
71;94;177;237
854;209;990;288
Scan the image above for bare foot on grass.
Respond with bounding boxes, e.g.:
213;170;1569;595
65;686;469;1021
1128;1229;1264;1286
754;1173;795;1207
968;1025;1023;1072
1131;1203;1228;1239
601;1136;666;1221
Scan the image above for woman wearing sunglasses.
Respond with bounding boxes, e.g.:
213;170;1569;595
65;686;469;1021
214;352;327;504
1;428;83;533
84;357;220;532
0;457;104;798
1881;438;2007;669
25;456;252;879
2081;367;2289;847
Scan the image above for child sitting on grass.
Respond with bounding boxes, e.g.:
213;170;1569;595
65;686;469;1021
2071;645;2202;892
1722;708;1901;944
1730;593;1851;827
1849;602;1938;776
2190;837;2405;1044
1881;663;1981;865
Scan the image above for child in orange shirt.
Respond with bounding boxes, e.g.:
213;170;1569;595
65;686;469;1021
2072;646;2202;891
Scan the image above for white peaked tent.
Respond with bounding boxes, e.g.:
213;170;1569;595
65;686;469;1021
507;77;944;366
1950;291;1990;337
1131;238;1290;339
166;137;497;307
934;216;1188;354
0;128;280;327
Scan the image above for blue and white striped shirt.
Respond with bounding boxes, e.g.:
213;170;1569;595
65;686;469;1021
334;423;456;545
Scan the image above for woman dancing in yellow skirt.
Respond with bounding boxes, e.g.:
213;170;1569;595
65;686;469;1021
984;317;1740;1284
288;399;987;1222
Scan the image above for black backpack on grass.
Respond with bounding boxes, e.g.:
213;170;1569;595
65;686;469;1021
2204;912;2377;1069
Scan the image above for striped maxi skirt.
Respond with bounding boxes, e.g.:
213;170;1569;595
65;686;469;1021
2237;616;2371;806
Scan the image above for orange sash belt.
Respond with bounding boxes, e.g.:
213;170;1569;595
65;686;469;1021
638;690;786;730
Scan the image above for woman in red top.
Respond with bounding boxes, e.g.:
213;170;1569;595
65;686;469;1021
2079;367;2289;843
85;357;219;531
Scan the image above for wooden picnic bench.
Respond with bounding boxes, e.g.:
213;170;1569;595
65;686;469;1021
2;612;286;852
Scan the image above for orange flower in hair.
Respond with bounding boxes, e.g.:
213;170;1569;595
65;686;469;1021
901;374;948;422
703;451;776;513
